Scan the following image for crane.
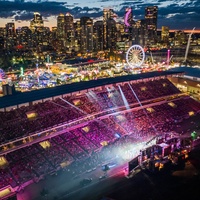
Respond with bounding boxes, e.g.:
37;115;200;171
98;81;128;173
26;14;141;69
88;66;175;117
184;27;195;64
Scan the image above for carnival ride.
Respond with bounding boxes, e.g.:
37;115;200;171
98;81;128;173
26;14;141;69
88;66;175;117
126;45;145;68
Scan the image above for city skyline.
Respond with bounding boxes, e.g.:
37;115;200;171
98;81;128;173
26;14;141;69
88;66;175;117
0;0;199;30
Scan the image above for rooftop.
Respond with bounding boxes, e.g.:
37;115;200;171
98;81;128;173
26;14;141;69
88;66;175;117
0;70;183;109
168;67;200;78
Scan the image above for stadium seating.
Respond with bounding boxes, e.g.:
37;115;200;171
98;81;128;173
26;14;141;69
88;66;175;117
0;78;200;189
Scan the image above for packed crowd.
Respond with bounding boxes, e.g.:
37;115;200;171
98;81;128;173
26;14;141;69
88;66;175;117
0;78;180;144
110;97;200;136
0;126;142;189
0;78;200;190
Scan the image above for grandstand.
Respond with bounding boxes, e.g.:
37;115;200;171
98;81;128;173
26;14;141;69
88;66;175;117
1;70;200;199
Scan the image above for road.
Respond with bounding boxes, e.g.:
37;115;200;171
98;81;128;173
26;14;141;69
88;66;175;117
63;159;200;200
17;158;128;200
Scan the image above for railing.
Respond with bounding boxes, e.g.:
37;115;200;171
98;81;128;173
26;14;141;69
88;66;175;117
0;93;186;156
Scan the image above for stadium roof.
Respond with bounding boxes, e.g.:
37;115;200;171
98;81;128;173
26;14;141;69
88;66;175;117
0;70;183;109
168;67;200;78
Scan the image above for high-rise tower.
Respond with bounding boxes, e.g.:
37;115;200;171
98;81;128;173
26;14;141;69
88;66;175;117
30;12;44;32
93;21;103;52
133;19;147;46
57;13;65;39
124;7;135;43
80;17;93;53
124;8;134;32
103;8;115;22
6;23;15;37
65;13;74;51
103;8;116;50
106;19;117;51
57;13;74;51
145;6;158;44
5;23;16;49
16;26;32;48
161;26;169;43
74;20;81;52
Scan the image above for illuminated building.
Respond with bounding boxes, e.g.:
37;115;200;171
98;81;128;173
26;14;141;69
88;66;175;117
106;18;117;51
103;8;115;22
161;26;169;43
30;12;44;32
38;27;51;48
65;13;75;51
133;19;147;46
145;6;158;44
174;30;187;46
5;23;16;49
124;7;135;43
50;27;58;50
93;21;103;52
51;27;57;40
74;20;81;52
57;13;66;50
116;22;125;42
16;26;32;48
116;21;131;51
80;17;93;53
103;8;116;50
124;8;133;30
56;13;75;52
57;14;65;39
0;36;4;49
0;27;5;37
0;28;5;49
6;23;15;37
30;26;51;51
124;7;134;36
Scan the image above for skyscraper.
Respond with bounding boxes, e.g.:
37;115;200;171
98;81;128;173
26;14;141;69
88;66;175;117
103;8;116;50
133;19;147;46
56;13;75;51
93;21;103;52
30;12;44;32
106;19;117;51
16;26;32;48
5;23;15;37
57;13;65;39
0;27;5;38
124;7;135;43
5;23;16;49
124;8;134;32
74;20;81;52
0;28;5;49
161;26;169;43
145;6;158;45
103;8;115;22
174;30;187;46
65;13;74;51
51;27;57;40
80;17;93;53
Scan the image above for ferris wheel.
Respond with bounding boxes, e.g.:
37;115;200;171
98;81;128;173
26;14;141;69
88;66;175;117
126;45;145;68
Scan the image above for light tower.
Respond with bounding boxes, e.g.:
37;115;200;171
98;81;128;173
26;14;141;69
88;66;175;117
167;49;170;67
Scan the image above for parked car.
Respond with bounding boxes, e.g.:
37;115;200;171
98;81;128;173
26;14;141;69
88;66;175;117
80;178;92;186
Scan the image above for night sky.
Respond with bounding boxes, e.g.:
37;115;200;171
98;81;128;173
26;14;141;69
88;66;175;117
0;0;199;29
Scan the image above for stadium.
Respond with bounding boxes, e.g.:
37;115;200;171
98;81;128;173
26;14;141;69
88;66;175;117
0;70;200;200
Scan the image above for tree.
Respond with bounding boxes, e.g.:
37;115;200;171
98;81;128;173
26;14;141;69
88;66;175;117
0;55;12;70
191;131;197;140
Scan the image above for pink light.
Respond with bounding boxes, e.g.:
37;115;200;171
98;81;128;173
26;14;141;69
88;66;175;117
167;49;170;66
124;8;132;27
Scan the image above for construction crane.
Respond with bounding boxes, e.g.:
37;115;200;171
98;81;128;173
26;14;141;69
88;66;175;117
184;27;195;64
